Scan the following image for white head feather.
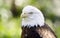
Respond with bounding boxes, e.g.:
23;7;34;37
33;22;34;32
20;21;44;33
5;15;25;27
21;5;44;27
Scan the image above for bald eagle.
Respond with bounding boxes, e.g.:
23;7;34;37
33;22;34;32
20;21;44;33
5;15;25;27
21;5;57;38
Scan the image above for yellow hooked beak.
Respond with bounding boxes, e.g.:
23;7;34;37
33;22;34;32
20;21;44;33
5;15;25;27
21;13;28;18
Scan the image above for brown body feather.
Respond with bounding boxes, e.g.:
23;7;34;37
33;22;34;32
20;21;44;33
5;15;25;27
36;23;57;38
21;23;57;38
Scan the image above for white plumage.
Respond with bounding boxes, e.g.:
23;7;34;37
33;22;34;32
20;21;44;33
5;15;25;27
21;5;44;27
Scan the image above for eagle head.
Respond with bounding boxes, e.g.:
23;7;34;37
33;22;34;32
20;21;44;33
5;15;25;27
21;5;44;27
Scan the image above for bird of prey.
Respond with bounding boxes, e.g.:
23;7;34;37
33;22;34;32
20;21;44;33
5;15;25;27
21;5;57;38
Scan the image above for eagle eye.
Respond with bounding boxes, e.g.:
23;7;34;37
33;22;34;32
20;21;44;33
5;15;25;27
28;12;33;14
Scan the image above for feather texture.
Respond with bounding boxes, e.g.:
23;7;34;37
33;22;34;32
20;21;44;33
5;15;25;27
21;5;57;38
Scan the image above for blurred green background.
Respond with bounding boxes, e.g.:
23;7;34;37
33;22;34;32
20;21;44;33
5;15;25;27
0;0;60;38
